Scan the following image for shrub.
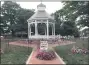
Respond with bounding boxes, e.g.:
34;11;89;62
36;49;56;60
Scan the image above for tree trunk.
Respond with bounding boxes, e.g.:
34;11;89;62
11;29;15;37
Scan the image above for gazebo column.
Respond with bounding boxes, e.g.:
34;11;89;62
52;24;54;35
28;23;29;38
47;20;49;39
53;23;55;36
28;23;31;38
35;20;38;36
30;24;31;36
45;29;46;35
45;23;47;35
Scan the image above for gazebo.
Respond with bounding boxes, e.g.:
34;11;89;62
27;3;55;39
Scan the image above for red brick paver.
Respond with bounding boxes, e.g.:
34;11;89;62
9;40;38;48
26;49;65;64
9;40;75;48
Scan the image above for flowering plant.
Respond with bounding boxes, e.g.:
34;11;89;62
36;49;56;60
71;46;89;54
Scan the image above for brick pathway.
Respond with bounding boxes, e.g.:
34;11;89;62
9;40;38;48
9;40;75;48
26;49;65;64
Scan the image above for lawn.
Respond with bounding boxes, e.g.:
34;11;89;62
55;38;89;64
1;39;32;64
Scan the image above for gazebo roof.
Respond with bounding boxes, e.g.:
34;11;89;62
28;11;53;20
27;3;54;21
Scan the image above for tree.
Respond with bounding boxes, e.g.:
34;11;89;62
11;8;34;34
60;1;89;27
1;1;21;36
53;11;62;35
1;1;34;37
54;1;89;36
0;7;4;35
59;21;78;36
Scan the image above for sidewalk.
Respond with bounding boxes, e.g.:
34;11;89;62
26;49;66;64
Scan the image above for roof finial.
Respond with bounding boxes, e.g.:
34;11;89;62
41;0;42;4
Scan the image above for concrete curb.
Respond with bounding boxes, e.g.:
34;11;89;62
55;52;66;65
26;49;34;64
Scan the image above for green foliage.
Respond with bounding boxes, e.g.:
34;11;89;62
1;1;34;36
63;1;89;27
54;1;89;36
11;8;34;32
59;21;78;36
1;1;21;36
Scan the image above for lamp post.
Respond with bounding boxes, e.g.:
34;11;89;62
86;30;89;38
86;30;89;41
86;30;89;63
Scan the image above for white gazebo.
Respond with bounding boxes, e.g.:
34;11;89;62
27;3;55;39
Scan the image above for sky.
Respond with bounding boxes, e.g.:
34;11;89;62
1;2;64;14
17;2;63;14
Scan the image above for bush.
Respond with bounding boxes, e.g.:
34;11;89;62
36;49;56;60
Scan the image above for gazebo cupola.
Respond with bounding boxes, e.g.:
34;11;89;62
37;3;46;11
27;3;55;39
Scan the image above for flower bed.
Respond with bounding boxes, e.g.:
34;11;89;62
36;49;56;60
71;47;89;54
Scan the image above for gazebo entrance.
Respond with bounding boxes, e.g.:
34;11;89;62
27;3;55;39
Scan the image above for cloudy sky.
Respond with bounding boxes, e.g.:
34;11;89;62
1;2;64;14
17;2;63;14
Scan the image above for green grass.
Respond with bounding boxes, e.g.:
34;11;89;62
1;39;32;64
55;38;89;64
